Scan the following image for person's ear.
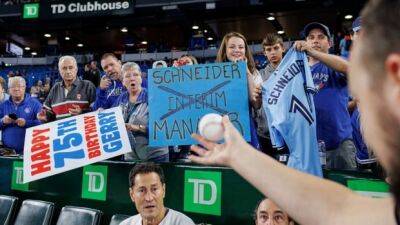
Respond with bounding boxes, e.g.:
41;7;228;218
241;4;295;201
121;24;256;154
385;53;400;123
129;187;135;203
385;54;400;87
162;183;166;198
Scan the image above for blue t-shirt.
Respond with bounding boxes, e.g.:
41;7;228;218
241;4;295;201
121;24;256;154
263;48;322;177
92;78;125;110
351;108;375;164
311;62;352;150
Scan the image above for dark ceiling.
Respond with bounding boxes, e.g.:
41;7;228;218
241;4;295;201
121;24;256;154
0;0;367;56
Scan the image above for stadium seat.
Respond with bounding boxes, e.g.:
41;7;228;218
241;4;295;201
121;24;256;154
56;206;102;225
109;214;130;225
0;195;18;225
13;199;54;225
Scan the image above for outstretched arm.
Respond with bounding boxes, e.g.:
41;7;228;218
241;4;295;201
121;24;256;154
294;41;349;74
190;116;395;225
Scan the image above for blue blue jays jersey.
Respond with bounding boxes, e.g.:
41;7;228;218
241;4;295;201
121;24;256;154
262;48;322;177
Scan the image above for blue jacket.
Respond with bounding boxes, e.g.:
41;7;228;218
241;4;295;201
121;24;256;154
92;78;125;110
0;94;42;154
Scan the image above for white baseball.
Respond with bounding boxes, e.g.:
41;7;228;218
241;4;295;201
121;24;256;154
198;113;224;142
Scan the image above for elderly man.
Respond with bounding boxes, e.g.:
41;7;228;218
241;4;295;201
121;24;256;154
0;77;42;154
254;198;295;225
39;55;96;121
190;1;400;225
92;53;125;110
121;163;195;225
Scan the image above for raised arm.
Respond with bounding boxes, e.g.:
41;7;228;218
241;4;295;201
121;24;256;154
190;116;395;225
294;41;349;74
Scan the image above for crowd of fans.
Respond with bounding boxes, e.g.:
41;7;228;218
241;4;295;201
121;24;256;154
0;17;380;178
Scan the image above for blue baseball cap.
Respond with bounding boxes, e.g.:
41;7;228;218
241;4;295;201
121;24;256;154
352;16;362;32
302;22;332;39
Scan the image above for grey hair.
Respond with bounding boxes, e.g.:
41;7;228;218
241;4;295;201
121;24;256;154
8;76;26;88
121;62;141;74
58;55;77;69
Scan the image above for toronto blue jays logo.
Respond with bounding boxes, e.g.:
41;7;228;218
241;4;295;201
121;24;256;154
312;73;329;91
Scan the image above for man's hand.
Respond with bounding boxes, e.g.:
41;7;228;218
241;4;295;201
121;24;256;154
2;115;14;125
99;76;111;90
189;115;248;166
293;41;313;53
252;84;262;103
125;123;140;132
37;110;48;122
15;118;26;127
69;104;82;116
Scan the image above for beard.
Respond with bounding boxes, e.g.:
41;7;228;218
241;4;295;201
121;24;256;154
377;110;400;205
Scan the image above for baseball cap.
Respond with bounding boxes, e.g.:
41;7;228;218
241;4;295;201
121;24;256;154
352;16;362;32
302;22;332;39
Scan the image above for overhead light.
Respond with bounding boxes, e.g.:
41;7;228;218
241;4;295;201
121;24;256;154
206;2;216;10
31;52;37;56
24;47;30;51
162;5;178;10
192;25;199;30
65;36;70;40
77;43;83;47
121;27;128;33
105;26;109;30
345;14;353;20
207;37;213;41
277;30;285;34
267;16;275;21
204;29;208;33
126;43;134;47
141;41;147;45
44;34;51;38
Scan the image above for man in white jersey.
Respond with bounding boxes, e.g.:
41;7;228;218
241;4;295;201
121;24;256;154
120;163;195;225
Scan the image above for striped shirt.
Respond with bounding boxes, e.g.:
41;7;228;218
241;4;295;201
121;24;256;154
44;78;96;119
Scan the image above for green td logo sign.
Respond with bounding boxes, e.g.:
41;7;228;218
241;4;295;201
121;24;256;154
184;170;221;216
11;161;29;191
81;165;108;201
347;179;389;198
23;3;39;19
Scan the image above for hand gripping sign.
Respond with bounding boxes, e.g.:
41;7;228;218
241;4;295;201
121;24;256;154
23;107;131;183
148;61;251;146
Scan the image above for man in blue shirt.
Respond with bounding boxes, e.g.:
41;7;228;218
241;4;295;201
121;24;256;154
0;77;42;154
263;48;323;177
294;22;356;170
92;53;125;110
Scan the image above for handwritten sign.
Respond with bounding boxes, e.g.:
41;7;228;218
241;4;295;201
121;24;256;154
148;61;250;146
23;107;131;183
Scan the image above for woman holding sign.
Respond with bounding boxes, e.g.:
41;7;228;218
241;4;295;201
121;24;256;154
216;32;263;149
113;62;169;162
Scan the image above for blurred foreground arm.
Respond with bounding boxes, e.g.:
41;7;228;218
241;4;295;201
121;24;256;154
190;116;395;225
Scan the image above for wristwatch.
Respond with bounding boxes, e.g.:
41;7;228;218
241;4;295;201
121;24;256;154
138;124;144;130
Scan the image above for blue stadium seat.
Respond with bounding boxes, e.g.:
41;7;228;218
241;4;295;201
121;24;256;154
0;195;18;225
13;199;54;225
56;206;102;225
109;214;131;225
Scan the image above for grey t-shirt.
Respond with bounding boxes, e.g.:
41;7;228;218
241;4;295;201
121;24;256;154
255;63;276;138
119;208;195;225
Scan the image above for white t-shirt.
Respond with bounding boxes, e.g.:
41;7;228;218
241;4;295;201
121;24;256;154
252;70;263;86
119;208;195;225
